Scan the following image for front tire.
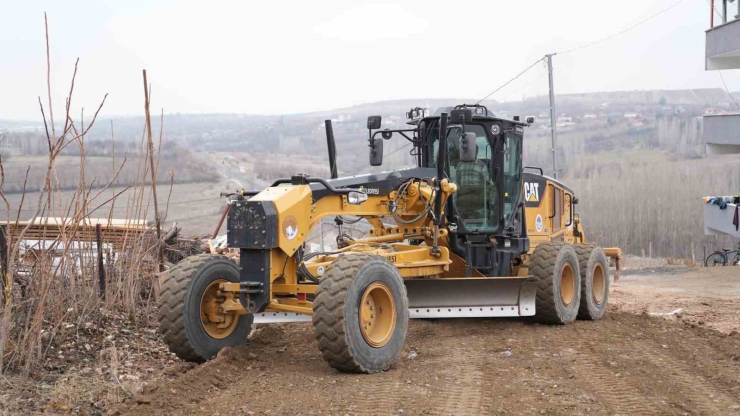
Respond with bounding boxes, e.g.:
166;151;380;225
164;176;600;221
158;254;253;362
312;254;408;373
530;242;581;324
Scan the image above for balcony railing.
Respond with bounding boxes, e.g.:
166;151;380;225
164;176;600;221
706;1;740;70
710;0;740;28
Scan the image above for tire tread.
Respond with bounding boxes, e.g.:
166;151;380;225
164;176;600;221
312;254;407;373
157;254;236;362
530;242;580;324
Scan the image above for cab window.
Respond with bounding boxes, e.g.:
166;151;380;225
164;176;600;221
428;124;499;232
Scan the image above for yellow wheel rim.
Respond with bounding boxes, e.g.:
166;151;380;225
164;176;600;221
559;264;576;306
359;282;396;348
592;263;606;304
200;279;239;339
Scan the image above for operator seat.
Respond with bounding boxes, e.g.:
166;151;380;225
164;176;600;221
455;145;490;224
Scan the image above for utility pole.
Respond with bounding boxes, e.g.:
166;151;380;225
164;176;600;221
546;54;558;179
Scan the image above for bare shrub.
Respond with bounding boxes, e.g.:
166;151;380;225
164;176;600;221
0;15;167;377
563;152;740;259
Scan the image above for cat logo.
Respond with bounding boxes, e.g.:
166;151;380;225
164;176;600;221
524;182;540;202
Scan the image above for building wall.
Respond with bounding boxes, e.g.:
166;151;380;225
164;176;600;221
706;19;740;70
703;114;740;154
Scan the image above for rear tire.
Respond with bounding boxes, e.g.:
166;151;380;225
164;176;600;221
158;254;253;362
575;244;609;321
312;254;408;373
530;242;581;324
705;251;728;267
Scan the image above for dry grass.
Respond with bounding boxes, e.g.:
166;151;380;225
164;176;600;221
0;14;168;379
563;150;740;259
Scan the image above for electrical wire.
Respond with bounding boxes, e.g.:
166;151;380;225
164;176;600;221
297;248;342;283
499;70;548;102
718;70;740;108
336;215;362;224
476;58;545;104
343;142;414;176
705;0;723;20
556;0;688;55
474;0;689;106
391;178;435;225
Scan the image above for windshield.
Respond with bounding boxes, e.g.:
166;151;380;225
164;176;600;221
428;124;499;232
503;132;522;226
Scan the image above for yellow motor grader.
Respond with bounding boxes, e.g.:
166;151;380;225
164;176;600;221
158;105;622;373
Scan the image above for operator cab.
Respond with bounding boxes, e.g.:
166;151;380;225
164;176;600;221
359;104;534;276
420;105;527;236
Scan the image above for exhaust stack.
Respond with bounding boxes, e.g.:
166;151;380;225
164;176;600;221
324;120;338;179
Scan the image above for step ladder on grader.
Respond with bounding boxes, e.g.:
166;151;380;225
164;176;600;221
158;105;622;373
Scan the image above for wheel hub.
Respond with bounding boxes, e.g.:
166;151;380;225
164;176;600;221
359;282;396;348
200;279;240;339
559;264;575;306
592;264;606;304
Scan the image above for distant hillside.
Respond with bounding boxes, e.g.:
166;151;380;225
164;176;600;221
2;87;731;174
293;98;499;118
523;88;733;106
2;88;732;139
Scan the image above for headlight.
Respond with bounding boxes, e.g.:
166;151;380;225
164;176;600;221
347;191;368;205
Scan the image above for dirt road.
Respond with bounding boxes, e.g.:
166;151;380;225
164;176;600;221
613;265;740;334
116;268;740;416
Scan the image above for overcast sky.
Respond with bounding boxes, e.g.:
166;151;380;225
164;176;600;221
0;0;735;120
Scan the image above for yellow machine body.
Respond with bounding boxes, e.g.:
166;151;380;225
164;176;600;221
217;176;537;322
517;171;622;279
159;108;622;372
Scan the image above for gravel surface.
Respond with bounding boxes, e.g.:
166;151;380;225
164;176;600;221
112;266;740;416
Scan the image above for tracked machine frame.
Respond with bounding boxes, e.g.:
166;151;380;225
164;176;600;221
158;105;622;373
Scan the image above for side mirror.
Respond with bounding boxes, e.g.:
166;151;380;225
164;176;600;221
450;109;473;124
525;116;535;125
459;132;477;163
367;115;382;130
369;137;383;166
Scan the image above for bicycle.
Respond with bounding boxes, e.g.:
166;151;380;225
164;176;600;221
705;242;740;266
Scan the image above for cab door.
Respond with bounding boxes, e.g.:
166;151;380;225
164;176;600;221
551;186;563;233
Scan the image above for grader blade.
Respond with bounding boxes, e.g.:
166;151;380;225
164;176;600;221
253;311;313;324
405;277;536;318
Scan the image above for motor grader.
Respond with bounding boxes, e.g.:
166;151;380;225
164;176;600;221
158;105;622;373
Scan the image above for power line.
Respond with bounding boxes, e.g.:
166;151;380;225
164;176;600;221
500;71;548;102
557;0;688;55
704;0;723;19
718;70;740;108
475;0;689;104
476;58;544;103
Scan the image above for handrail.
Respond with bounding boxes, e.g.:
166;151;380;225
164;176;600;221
711;0;739;28
524;166;544;175
270;176;356;196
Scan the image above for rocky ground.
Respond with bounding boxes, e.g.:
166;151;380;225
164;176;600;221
2;263;739;415
0;308;189;415
613;265;740;334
